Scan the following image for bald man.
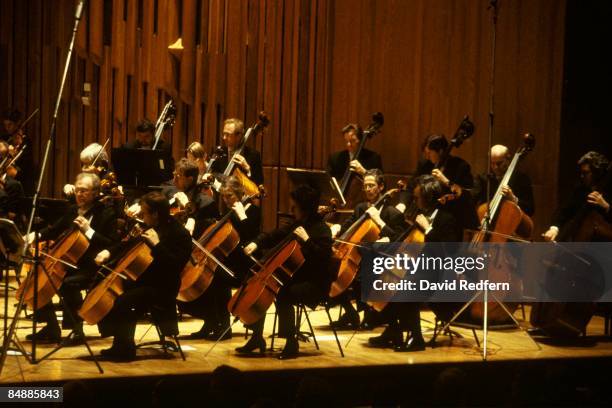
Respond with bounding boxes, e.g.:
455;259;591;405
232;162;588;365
474;144;535;217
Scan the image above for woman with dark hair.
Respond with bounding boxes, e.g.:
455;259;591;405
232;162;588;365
236;184;333;359
369;175;462;352
398;133;478;235
94;191;192;361
180;175;261;340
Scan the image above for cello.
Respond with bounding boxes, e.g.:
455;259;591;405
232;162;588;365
328;188;398;298
177;186;265;302
227;226;304;325
78;223;154;324
468;133;535;322
530;157;612;336
336;112;384;208
222;112;269;196
16;227;89;310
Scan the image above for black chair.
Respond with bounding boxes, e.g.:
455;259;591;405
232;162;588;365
136;305;186;360
269;301;345;357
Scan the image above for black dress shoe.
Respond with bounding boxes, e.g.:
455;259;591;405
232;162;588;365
100;344;136;361
368;328;402;348
278;339;299;360
394;339;426;352
206;328;232;341
60;333;86;347
25;326;61;343
527;327;546;336
236;335;266;354
330;312;360;330
187;328;212;339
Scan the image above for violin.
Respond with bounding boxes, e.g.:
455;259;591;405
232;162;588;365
177;186;265;302
227;222;304;325
197;146;226;197
78;222;154;324
222;112;269;196
328;188;398;298
16;226;90;310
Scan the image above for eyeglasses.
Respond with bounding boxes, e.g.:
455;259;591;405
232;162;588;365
363;184;378;191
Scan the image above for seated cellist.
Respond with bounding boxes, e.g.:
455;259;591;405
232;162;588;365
329;168;406;330
24;173;119;345
237;184;333;359
179;176;261;340
94;191;192;361
369;175;462;352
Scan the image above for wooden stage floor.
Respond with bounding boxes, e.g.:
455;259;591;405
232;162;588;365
2;279;612;386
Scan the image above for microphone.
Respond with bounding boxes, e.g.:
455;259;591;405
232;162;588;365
75;0;86;20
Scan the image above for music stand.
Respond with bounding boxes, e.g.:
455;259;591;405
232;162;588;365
286;168;346;207
111;147;174;188
0;219;29;358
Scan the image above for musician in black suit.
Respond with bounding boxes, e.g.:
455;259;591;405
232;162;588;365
542;151;611;241
209;118;264;186
180;176;261;340
327;123;383;181
122;119;166;151
236;184;333;359
370;175;462;352
95;191;192;361
162;158;218;237
0;141;26;231
24;173;119;345
398;134;479;234
2;110;36;194
329;169;407;330
473;144;535;217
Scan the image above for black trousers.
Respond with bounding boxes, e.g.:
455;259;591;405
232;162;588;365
34;273;90;333
251;281;324;339
99;286;163;346
382;302;423;339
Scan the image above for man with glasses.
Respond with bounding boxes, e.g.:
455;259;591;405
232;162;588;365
23;173;119;345
328;168;406;330
163;158;218;237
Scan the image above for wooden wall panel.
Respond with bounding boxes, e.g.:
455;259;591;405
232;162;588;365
0;0;566;234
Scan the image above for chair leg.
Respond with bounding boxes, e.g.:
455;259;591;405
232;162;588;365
173;335;186;361
325;306;345;357
472;328;480;348
271;307;278;351
301;305;319;350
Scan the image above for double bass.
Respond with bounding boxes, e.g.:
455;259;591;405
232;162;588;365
222;112;269;196
436;116;475;204
178;187;264;302
152;100;177;150
336;112;384;208
227;226;304;325
329;188;398;298
468;133;535;322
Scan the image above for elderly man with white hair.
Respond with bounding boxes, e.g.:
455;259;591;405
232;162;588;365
474;144;535;217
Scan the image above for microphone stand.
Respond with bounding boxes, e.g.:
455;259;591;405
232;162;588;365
0;0;103;375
